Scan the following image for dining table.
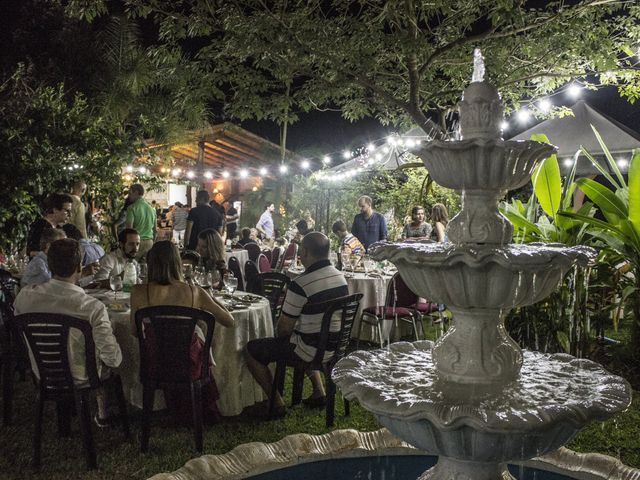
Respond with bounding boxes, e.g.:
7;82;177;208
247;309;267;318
90;287;273;416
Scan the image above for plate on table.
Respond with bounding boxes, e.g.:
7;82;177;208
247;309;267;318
107;302;130;312
236;294;263;303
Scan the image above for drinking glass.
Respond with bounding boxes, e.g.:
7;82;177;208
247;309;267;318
194;266;206;286
109;275;123;300
225;276;238;297
182;263;193;281
340;253;350;272
350;254;361;272
138;263;148;283
329;251;338;267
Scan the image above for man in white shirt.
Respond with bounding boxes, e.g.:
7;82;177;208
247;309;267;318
21;228;66;287
14;238;122;424
256;203;275;241
93;228;140;286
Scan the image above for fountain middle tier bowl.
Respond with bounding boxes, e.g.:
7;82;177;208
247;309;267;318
413;138;556;192
370;242;595;309
333;341;631;464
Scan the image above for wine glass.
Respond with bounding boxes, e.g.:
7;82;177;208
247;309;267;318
329;251;338;267
109;275;123;300
350;254;361;273
225;275;238;297
138;263;148;283
340;253;350;272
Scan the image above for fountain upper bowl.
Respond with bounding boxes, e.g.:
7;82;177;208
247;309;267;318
370;242;595;309
414;138;556;192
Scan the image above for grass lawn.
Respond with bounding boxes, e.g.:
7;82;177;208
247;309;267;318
1;321;638;480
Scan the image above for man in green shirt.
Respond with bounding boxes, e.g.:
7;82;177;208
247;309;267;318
125;183;156;261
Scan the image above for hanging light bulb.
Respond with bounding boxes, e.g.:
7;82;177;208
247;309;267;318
172;168;181;177
382;146;390;154
125;165;134;173
563;158;574;167
301;160;310;169
204;171;213;179
186;171;195;179
222;170;230;178
279;164;288;173
405;139;415;148
367;143;375;152
516;109;531;123
567;83;582;98
500;121;509;131
387;136;397;146
323;155;332;165
138;166;147;174
259;167;268;176
342;150;351;160
537;99;552;113
239;169;249;178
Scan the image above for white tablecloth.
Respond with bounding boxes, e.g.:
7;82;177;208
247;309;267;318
225;249;249;279
92;288;273;416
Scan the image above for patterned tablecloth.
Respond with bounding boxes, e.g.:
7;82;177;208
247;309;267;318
92;288;273;416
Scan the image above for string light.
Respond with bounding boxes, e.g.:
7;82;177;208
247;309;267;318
500;121;509;131
617;158;628;168
204;171;213;179
259;167;268;175
222;170;230;178
186;171;195;179
323;155;332;165
342;150;351;160
279;164;288;174
125;165;134;173
567;83;582;98
239;169;248;178
172;168;181;177
367;143;375;152
563;159;574;167
537;99;552;113
301;160;310;169
517;109;531;123
138;166;147;174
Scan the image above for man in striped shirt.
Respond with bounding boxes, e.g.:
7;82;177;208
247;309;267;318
246;232;349;417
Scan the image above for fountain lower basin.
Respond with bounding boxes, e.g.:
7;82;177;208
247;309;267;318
333;341;631;480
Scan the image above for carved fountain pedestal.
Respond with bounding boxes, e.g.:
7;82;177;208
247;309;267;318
333;51;631;480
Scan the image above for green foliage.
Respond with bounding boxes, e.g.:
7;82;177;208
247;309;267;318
0;68;140;252
65;0;640;131
530;134;561;220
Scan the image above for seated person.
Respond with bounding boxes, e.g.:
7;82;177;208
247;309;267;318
93;228;140;287
331;220;364;266
293;219;312;244
62;223;105;280
14;238;122;425
196;228;226;273
21;228;67;286
235;228;254;247
401;206;433;240
130;241;234;423
26;193;73;257
246;232;349;417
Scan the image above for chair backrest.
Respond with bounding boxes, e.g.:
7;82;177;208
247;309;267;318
244;261;261;294
385;272;418;308
257;254;271;273
277;243;298;271
227;256;245;292
135;306;215;385
258;272;291;323
262;250;272;264
14;313;101;394
180;250;200;266
244;243;261;263
270;247;281;270
311;293;363;366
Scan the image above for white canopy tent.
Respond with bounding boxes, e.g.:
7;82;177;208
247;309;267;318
508;100;640;175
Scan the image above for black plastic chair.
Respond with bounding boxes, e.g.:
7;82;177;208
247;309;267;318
277;243;298;272
135;306;216;453
13;313;130;470
244;242;261;263
227;256;245;291
270;293;363;427
270;247;282;270
244;261;261;294
0;270;21;426
250;272;291;327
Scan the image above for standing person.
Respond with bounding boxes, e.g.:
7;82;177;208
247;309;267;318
255;203;275;242
224;201;239;240
431;203;449;243
68;180;88;238
401;206;432;240
21;228;67;286
196;229;225;273
170;202;189;244
26;193;73;257
245;232;349;417
125;184;156;261
184;190;224;250
351;195;387;252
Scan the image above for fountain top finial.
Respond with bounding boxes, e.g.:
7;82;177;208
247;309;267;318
472;48;485;83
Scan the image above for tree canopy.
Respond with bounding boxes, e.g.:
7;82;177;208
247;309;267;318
67;0;640;134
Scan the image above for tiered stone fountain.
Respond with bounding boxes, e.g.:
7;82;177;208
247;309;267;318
333;50;632;480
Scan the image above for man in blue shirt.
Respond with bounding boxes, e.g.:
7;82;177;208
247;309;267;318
351;195;387;251
21;228;67;286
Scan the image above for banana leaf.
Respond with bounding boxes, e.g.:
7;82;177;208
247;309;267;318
628;149;640;236
575;177;627;224
531;133;561;220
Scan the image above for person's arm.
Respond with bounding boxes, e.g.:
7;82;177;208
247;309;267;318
435;222;446;242
184;220;194;247
91;304;123;369
93;253;116;285
400;224;409;240
255;215;267;238
276;313;297;338
195;288;235;327
277;281;306;337
380;214;388;241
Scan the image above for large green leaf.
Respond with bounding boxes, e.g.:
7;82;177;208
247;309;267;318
628;149;640;236
575;177;628;224
531;133;561;219
559;211;631;248
592;126;627;188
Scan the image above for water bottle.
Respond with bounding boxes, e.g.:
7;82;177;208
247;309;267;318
122;260;137;293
